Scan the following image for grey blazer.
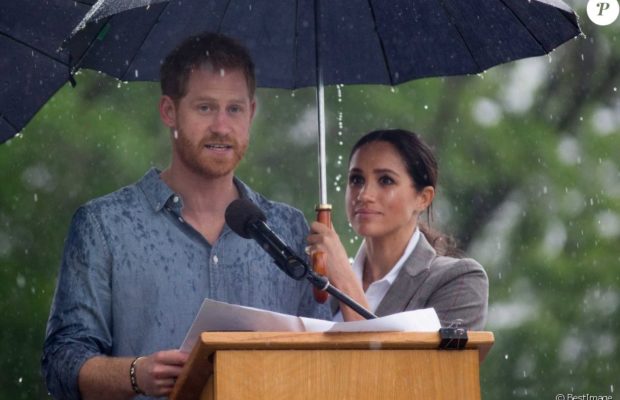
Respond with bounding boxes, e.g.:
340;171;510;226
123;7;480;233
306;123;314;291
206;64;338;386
333;233;489;330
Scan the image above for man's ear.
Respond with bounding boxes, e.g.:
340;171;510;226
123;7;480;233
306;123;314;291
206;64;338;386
249;98;257;121
159;95;177;128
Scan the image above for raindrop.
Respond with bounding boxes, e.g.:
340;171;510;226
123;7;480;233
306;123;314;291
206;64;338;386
34;193;38;202
134;69;139;78
611;385;614;393
16;274;26;288
173;130;178;140
613;87;617;92
424;105;429;110
18;377;23;384
543;186;548;194
219;68;226;77
504;354;509;360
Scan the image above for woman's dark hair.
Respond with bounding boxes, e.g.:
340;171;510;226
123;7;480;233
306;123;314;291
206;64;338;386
160;32;256;101
349;129;461;257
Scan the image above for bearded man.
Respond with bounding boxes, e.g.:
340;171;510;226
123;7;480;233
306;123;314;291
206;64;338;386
42;32;329;400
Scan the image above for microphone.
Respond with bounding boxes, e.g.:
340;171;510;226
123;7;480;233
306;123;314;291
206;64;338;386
225;198;308;280
225;198;377;320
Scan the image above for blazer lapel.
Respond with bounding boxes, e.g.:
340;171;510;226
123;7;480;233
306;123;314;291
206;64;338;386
374;234;437;316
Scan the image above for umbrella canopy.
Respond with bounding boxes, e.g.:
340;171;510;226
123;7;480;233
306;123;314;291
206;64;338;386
0;1;91;143
68;0;581;88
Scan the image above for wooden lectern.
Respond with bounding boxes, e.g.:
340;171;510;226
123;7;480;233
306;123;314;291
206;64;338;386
170;331;494;400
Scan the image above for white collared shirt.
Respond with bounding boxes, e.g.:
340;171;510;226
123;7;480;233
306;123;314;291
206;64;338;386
334;228;421;321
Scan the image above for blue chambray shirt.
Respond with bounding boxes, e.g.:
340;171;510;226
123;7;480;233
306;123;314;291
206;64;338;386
42;168;330;400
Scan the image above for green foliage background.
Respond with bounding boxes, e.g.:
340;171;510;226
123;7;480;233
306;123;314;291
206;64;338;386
1;3;619;398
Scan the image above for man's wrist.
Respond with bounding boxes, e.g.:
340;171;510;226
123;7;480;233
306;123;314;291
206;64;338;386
129;356;146;395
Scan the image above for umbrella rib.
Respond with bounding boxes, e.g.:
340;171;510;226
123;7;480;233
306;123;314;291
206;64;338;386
0;114;19;133
0;31;71;67
293;0;300;88
365;0;395;85
216;0;235;32
118;2;172;80
498;0;551;53
435;0;484;73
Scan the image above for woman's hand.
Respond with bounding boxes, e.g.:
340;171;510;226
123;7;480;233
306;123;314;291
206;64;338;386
306;222;370;320
306;221;355;288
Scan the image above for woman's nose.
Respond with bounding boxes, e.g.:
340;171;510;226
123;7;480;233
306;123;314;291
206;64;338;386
357;183;374;201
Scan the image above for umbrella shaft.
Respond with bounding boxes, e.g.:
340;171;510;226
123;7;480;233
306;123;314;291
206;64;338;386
315;0;327;205
317;84;327;204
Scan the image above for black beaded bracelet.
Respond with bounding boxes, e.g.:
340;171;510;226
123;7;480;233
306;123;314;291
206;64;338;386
129;356;146;395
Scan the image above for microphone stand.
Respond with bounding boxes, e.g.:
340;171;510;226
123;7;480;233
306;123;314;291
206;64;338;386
287;255;377;320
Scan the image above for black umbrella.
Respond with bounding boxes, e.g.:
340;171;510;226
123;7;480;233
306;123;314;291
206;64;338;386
0;1;91;142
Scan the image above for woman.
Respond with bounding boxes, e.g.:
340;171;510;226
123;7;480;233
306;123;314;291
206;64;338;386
306;129;488;330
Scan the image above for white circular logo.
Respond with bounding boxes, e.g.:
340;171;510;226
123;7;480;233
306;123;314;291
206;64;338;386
587;0;619;25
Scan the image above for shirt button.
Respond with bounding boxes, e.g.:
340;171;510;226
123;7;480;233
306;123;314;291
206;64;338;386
173;196;180;203
213;255;219;264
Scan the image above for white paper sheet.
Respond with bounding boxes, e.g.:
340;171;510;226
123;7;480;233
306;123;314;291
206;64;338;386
180;299;441;353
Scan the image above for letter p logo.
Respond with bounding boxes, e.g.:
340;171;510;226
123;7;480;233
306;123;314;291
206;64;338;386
587;0;619;25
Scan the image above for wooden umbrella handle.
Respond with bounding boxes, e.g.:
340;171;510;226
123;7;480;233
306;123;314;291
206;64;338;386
312;204;332;303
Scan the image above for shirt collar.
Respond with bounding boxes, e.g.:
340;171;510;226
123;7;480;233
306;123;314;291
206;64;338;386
137;167;256;213
352;227;421;286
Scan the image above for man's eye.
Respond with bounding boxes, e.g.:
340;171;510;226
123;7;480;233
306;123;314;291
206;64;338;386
228;105;243;113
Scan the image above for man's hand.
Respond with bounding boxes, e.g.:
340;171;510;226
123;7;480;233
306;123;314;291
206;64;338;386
78;350;190;400
135;350;189;397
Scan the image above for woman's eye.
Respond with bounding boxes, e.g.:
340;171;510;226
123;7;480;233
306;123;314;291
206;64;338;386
379;176;394;185
349;175;364;185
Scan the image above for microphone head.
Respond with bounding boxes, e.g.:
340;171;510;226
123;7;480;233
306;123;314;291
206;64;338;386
225;198;266;239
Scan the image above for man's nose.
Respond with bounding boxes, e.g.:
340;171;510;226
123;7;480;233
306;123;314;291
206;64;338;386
210;110;233;134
